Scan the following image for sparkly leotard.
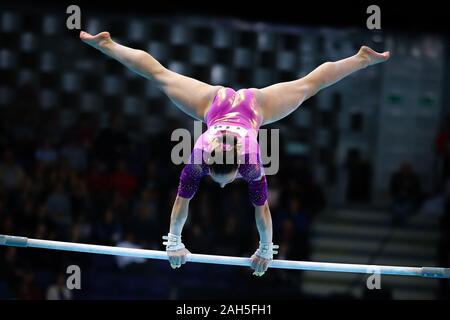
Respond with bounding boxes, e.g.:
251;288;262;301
177;87;268;206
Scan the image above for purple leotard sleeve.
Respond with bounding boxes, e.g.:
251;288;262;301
177;149;209;199
238;153;268;206
177;150;267;205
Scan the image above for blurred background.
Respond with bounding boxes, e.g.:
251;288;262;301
0;1;449;300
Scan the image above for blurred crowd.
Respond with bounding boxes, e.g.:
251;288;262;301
436;117;450;298
1;82;448;300
0;84;325;299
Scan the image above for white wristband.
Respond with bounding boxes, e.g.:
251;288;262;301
162;233;185;251
255;241;279;260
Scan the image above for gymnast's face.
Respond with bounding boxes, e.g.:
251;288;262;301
210;169;239;188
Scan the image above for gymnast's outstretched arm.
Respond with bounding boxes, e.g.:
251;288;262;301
165;195;191;269
80;31;221;120
255;46;390;125
250;201;274;276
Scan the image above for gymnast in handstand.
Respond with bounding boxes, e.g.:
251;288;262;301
80;30;389;276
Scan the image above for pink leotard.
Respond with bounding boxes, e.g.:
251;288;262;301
177;87;268;206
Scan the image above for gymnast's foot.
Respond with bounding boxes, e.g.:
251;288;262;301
79;31;113;52
357;46;390;67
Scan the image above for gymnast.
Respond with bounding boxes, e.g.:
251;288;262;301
80;30;389;276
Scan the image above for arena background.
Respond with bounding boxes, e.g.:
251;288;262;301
0;1;449;300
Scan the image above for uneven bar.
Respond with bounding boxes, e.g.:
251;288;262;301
1;234;449;278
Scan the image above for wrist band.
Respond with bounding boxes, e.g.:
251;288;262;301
255;241;279;260
162;233;185;251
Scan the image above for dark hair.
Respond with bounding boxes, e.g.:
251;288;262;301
208;134;239;175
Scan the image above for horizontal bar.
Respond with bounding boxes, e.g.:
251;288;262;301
1;234;449;278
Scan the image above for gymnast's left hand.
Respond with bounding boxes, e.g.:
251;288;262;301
167;247;190;269
250;254;270;277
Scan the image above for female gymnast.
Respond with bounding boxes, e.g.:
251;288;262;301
80;30;389;276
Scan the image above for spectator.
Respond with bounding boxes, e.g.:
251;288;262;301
0;247;23;289
217;215;242;255
0;149;25;192
95;208;122;245
16;272;44;300
93;114;130;169
46;274;73;300
389;162;422;225
130;190;159;245
35;139;59;165
436;116;450;188
60;136;88;172
110;160;137;199
267;177;281;212
134;189;158;217
275;198;310;261
46;182;72;234
87;159;111;195
140;159;161;190
345;149;372;203
69;174;91;217
115;232;146;269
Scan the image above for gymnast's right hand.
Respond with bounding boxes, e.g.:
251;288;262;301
79;31;113;51
167;248;191;269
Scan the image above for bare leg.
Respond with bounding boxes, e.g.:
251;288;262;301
255;46;390;125
80;31;220;121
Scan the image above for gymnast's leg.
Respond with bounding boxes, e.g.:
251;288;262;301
80;31;221;121
254;46;390;125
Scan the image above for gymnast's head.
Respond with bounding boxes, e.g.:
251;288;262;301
207;134;240;188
